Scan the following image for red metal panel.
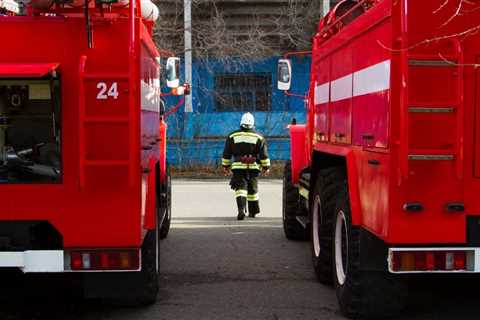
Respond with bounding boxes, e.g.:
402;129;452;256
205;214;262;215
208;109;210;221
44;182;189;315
0;12;157;248
144;158;157;230
353;93;389;148
313;56;330;144
0;62;59;78
307;0;476;245
329;46;352;145
290;124;308;184
473;62;480;178
356;149;389;236
351;21;391;148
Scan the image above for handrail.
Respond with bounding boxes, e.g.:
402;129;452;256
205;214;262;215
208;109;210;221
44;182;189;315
128;0;136;187
283;51;312;59
398;0;409;182
78;55;87;188
452;38;464;181
317;0;377;40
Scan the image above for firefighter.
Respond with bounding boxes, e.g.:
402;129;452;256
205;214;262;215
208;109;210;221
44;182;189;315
222;112;271;220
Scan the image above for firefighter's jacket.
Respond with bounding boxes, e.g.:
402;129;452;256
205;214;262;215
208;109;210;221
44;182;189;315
222;128;271;171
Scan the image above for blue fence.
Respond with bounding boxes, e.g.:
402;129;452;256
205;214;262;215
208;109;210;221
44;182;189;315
163;55;311;166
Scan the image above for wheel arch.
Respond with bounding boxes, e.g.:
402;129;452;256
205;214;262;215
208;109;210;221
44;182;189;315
310;148;362;226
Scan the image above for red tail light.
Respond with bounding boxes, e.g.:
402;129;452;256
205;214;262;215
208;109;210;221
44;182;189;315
67;250;140;271
71;252;82;270
415;252;426;270
426;252;435;270
454;252;466;270
391;250;470;272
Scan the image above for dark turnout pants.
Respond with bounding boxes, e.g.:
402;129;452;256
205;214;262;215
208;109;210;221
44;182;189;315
230;169;260;215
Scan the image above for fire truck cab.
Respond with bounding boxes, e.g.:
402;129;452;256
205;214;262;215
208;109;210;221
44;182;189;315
279;0;480;317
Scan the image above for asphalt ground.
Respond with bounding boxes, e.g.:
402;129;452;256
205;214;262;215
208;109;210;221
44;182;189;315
0;179;480;319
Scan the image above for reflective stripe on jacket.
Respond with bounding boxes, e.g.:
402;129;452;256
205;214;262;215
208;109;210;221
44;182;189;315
222;128;270;171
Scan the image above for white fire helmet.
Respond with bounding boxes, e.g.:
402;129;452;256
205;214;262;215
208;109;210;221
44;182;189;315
240;112;255;129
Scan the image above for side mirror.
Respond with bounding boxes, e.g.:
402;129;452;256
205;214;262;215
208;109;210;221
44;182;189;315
277;59;292;91
166;57;181;88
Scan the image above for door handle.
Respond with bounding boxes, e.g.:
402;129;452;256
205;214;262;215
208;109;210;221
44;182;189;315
362;134;375;141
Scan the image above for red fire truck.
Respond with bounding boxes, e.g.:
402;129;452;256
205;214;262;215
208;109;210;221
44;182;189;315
278;0;480;317
0;0;181;304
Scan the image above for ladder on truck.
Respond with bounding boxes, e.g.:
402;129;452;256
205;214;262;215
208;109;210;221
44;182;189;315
401;39;464;183
78;55;136;188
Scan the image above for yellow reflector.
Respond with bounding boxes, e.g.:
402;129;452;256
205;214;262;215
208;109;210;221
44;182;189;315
400;252;415;271
119;252;130;268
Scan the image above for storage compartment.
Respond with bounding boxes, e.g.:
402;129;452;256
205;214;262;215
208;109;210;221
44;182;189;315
0;79;61;183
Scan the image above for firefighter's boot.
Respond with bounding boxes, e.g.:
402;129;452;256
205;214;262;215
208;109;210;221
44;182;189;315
248;194;260;218
236;194;247;221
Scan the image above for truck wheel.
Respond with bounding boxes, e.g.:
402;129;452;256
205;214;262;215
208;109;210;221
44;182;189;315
310;167;340;284
282;161;308;241
131;230;160;306
333;177;406;318
159;166;171;239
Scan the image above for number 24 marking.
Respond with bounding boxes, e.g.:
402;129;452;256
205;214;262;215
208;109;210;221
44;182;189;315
96;82;119;100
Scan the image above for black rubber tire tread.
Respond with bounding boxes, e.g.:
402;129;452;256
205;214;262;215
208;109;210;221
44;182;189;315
159;166;171;239
311;167;342;285
113;230;159;307
282;161;309;241
131;230;159;306
333;175;407;319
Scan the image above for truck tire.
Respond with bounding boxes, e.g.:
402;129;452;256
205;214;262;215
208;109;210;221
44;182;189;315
159;166;171;239
333;176;406;318
282;161;308;241
130;230;160;306
310;167;340;285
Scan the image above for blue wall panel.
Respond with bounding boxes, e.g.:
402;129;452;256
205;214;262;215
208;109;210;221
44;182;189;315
163;56;311;166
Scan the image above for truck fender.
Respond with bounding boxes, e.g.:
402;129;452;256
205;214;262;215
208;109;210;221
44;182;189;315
289;124;309;184
144;158;157;231
313;145;363;226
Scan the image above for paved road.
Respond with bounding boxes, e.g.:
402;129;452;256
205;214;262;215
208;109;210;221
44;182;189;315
157;179;341;320
1;179;480;319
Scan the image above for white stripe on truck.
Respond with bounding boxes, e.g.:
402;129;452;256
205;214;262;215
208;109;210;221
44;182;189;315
314;59;391;105
314;82;330;105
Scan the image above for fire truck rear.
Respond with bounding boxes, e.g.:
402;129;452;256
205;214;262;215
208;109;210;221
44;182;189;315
278;0;480;317
0;0;180;303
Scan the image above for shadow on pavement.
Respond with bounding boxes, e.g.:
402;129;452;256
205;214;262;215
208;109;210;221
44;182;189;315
0;217;480;320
